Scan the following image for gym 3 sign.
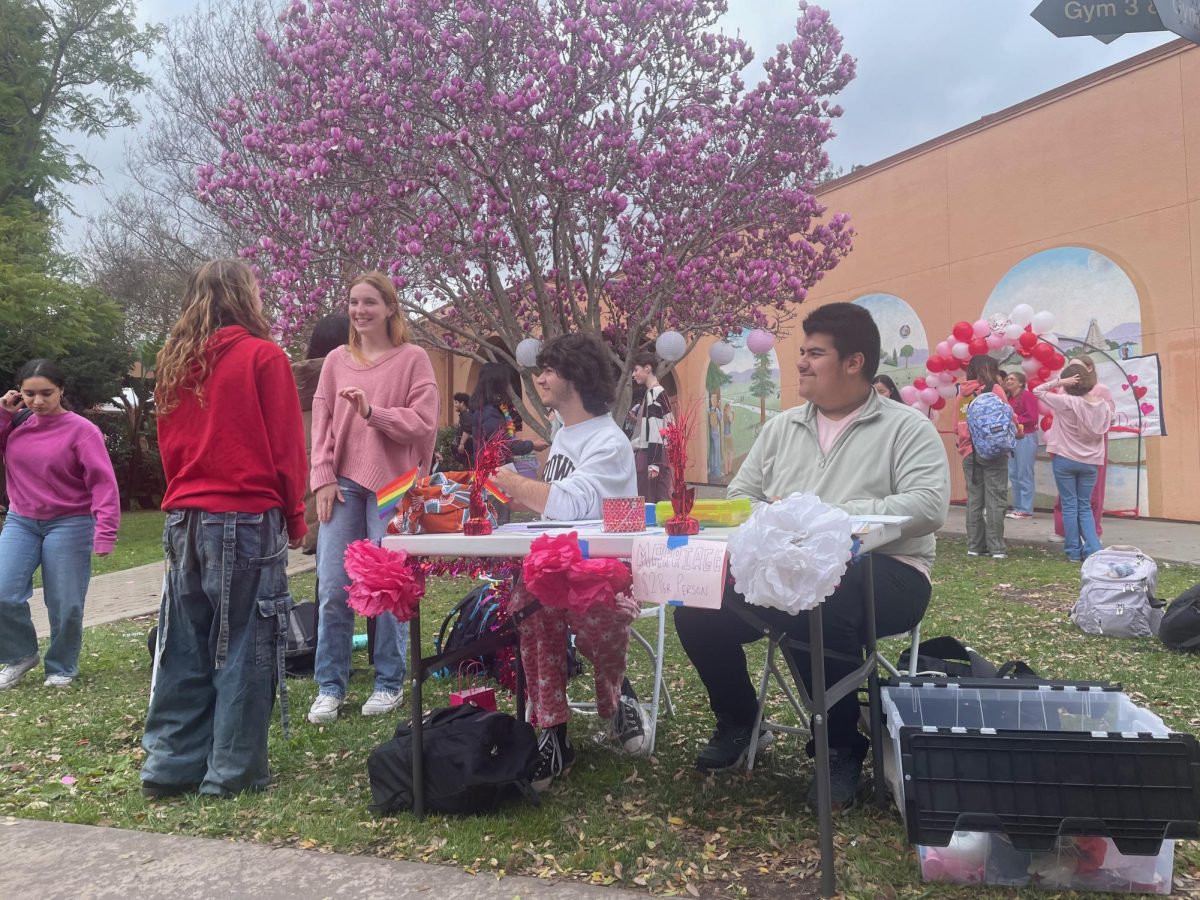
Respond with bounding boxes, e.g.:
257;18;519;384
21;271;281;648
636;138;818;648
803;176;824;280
1031;0;1200;43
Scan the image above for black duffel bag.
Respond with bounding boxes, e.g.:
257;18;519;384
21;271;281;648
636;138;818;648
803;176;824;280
1159;584;1200;651
898;635;1041;679
367;705;539;816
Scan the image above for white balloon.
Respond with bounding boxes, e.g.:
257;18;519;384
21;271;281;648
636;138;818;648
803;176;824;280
1041;331;1060;347
1030;311;1056;335
708;341;735;366
1021;357;1041;376
1003;324;1024;343
937;384;958;399
655;330;687;362
951;341;971;360
515;337;542;368
1010;304;1035;327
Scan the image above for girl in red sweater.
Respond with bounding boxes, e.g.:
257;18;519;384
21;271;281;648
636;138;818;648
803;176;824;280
141;259;307;798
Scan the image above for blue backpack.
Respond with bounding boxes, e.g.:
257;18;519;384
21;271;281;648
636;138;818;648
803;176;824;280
966;391;1017;460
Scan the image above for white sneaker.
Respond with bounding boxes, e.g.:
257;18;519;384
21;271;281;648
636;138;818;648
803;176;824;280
361;689;403;716
0;654;39;690
44;674;74;687
307;694;343;724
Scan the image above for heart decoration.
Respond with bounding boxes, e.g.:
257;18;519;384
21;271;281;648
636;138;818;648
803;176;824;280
1121;383;1130;392
1128;374;1139;384
1140;402;1155;415
1134;386;1148;400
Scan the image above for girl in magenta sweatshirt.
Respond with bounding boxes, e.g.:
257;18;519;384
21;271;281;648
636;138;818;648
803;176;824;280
0;359;119;689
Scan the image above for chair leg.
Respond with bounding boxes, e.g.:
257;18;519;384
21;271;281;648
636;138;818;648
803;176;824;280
747;638;776;772
906;623;921;677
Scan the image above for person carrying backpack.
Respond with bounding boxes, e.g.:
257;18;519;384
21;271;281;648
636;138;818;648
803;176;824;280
1035;365;1113;563
955;355;1015;559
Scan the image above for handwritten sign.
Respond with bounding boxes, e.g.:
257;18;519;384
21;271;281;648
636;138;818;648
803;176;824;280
631;536;727;609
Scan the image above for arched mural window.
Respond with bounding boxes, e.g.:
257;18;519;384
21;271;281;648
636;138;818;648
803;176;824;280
701;329;781;485
851;293;930;389
982;247;1154;517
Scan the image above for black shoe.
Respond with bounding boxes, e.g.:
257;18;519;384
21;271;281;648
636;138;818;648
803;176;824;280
806;749;864;813
531;726;576;792
695;725;754;772
141;780;199;800
608;695;648;755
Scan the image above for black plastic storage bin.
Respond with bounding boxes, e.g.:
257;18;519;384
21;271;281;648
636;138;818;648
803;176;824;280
881;678;1200;855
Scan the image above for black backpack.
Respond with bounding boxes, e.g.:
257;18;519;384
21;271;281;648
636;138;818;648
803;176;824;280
898;636;1041;679
435;582;583;681
1159;585;1200;652
367;705;539;815
146;601;319;677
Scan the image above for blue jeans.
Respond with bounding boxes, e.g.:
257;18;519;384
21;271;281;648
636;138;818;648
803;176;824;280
1052;456;1102;561
314;477;408;698
1008;434;1037;514
141;509;290;795
0;513;93;676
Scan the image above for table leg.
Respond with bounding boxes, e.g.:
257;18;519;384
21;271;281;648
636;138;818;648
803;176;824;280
808;605;837;899
409;606;424;819
514;643;526;722
863;553;886;808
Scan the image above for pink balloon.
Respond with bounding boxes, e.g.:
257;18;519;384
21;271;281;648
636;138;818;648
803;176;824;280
919;387;938;406
935;341;951;357
899;385;919;405
972;319;990;338
985;333;1005;350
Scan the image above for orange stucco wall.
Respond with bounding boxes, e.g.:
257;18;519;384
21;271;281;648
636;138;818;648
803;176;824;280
665;40;1200;522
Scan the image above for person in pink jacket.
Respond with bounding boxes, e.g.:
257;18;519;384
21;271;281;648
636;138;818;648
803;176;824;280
1035;364;1113;562
1051;353;1114;541
0;359;119;689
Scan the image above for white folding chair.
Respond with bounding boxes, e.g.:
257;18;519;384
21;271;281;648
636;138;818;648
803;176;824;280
745;624;922;772
568;603;674;754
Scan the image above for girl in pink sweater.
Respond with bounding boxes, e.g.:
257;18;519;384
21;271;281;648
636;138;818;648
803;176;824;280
0;359;119;689
307;272;440;724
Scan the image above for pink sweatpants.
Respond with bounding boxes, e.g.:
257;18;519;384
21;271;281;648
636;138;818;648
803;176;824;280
510;579;639;729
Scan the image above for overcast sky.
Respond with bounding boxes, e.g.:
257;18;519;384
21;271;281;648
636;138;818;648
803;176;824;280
56;0;1178;250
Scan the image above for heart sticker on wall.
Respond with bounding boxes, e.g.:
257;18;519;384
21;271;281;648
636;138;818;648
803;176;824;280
1140;402;1155;414
1128;374;1139;384
1134;386;1148;400
1121;384;1130;391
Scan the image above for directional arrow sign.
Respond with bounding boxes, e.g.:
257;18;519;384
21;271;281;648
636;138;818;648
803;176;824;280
1032;0;1164;37
1156;0;1200;42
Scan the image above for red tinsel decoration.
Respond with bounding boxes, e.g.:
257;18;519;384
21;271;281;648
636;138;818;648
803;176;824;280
466;428;510;534
660;403;699;535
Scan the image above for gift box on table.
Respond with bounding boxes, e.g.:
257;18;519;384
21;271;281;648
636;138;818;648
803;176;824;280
603;496;646;533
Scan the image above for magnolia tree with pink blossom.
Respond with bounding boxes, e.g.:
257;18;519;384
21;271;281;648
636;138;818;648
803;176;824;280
198;0;855;429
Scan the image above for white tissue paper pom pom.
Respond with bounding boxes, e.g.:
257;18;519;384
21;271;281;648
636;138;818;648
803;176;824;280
726;493;853;614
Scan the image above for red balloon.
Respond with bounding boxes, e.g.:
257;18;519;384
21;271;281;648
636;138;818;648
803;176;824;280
913;376;927;390
1050;352;1065;370
932;397;946;410
968;338;988;356
1033;342;1056;363
1040;414;1054;432
1028;377;1042;390
1016;345;1032;358
1018;331;1038;351
952;321;974;342
1037;366;1052;381
926;355;945;373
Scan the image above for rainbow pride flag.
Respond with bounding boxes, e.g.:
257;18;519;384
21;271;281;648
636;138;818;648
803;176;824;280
484;479;510;505
376;467;419;519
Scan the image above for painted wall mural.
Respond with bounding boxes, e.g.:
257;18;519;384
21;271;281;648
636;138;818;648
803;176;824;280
981;246;1151;516
703;328;780;484
851;293;930;390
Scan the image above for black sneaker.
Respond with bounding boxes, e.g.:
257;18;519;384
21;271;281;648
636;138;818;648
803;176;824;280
608;695;648;755
531;726;576;792
695;725;754;772
805;749;864;813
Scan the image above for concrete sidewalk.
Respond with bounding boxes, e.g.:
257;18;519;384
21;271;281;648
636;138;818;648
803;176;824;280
29;550;315;635
0;817;635;900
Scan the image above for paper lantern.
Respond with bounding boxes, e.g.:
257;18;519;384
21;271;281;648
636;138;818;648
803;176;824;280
655;330;687;362
708;341;735;366
746;328;776;355
515;338;542;368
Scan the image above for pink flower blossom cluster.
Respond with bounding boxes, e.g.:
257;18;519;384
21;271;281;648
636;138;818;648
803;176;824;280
198;0;855;347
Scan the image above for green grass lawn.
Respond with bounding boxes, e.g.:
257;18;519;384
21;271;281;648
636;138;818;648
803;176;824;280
1;539;1198;898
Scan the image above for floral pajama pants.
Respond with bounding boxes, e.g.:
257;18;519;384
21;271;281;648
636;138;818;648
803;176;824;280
510;579;639;729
